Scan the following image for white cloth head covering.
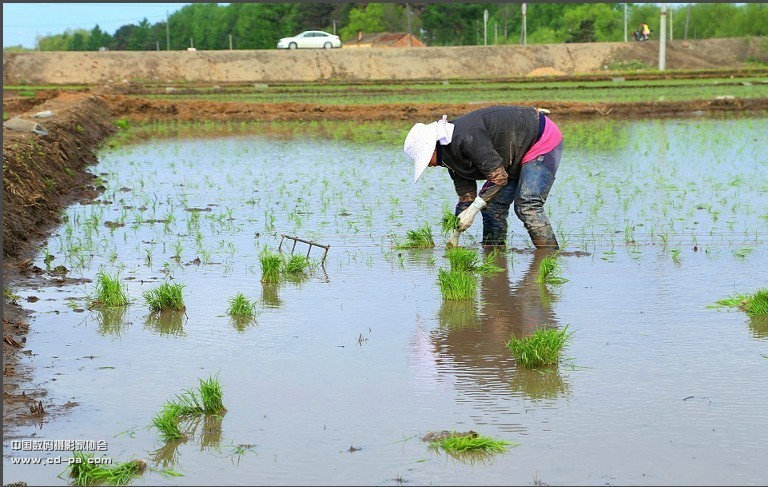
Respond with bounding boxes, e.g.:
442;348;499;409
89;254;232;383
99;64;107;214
404;115;455;183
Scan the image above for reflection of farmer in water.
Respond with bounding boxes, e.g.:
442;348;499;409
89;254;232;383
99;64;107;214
410;249;569;401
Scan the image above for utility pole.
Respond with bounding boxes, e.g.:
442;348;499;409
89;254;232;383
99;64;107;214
624;3;628;42
229;34;233;50
669;7;673;41
483;9;488;46
166;10;170;50
684;3;691;40
406;4;413;47
521;3;527;46
659;3;667;71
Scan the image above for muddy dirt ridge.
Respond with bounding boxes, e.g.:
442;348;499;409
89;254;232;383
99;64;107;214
3;37;766;84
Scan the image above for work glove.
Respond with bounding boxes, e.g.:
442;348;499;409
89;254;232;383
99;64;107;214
456;197;487;232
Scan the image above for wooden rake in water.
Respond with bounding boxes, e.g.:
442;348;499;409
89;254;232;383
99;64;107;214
278;234;330;265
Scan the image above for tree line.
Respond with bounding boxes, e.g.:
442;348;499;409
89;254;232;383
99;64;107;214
7;3;768;52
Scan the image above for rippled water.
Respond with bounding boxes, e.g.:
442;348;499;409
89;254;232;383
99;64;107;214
4;117;767;486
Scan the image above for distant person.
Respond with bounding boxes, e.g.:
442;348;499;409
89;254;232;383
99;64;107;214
403;106;563;249
635;23;651;41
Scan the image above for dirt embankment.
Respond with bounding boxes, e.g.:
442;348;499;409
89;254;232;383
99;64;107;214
3;93;115;431
3;37;766;85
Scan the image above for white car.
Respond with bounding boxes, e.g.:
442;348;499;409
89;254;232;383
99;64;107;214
277;31;341;49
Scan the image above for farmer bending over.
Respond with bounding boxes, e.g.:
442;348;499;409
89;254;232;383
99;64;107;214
403;106;563;248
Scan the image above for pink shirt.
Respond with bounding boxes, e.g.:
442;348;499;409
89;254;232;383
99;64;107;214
521;116;562;164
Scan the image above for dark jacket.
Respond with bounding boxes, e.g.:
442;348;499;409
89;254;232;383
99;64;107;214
442;106;540;201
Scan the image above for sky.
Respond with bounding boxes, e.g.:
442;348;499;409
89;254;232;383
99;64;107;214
2;3;194;48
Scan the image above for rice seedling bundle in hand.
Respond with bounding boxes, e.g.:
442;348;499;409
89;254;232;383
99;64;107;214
441;208;459;235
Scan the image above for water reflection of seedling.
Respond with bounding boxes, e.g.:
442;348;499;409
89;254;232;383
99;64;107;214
671;247;682;264
506;326;572;368
62;451;146;486
437;269;477;300
713;288;768;316
535;254;568;285
94;307;129;336
87;271;129;309
508;367;572;401
438;300;479;330
145;309;186;336
395;224;435;249
143;282;186;312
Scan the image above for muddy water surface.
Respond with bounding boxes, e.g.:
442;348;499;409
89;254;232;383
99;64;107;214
3;117;767;486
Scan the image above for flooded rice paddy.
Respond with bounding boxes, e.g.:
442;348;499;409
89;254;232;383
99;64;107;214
3;116;768;486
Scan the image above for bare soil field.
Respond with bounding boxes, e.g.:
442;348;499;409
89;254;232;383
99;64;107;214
3;37;768;433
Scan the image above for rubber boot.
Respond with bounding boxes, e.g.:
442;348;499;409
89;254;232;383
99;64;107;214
529;224;559;250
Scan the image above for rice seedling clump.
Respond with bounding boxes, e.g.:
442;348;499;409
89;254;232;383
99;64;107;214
151;374;226;442
169;374;227;416
227;292;258;317
143;282;186;312
151;404;186;442
425;430;517;455
506;326;572;368
395;223;435;249
88;271;129;308
714;288;768;316
260;251;282;283
64;450;146;486
446;247;479;272
437;269;477;300
283;254;311;274
445;248;504;274
535;253;568;285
